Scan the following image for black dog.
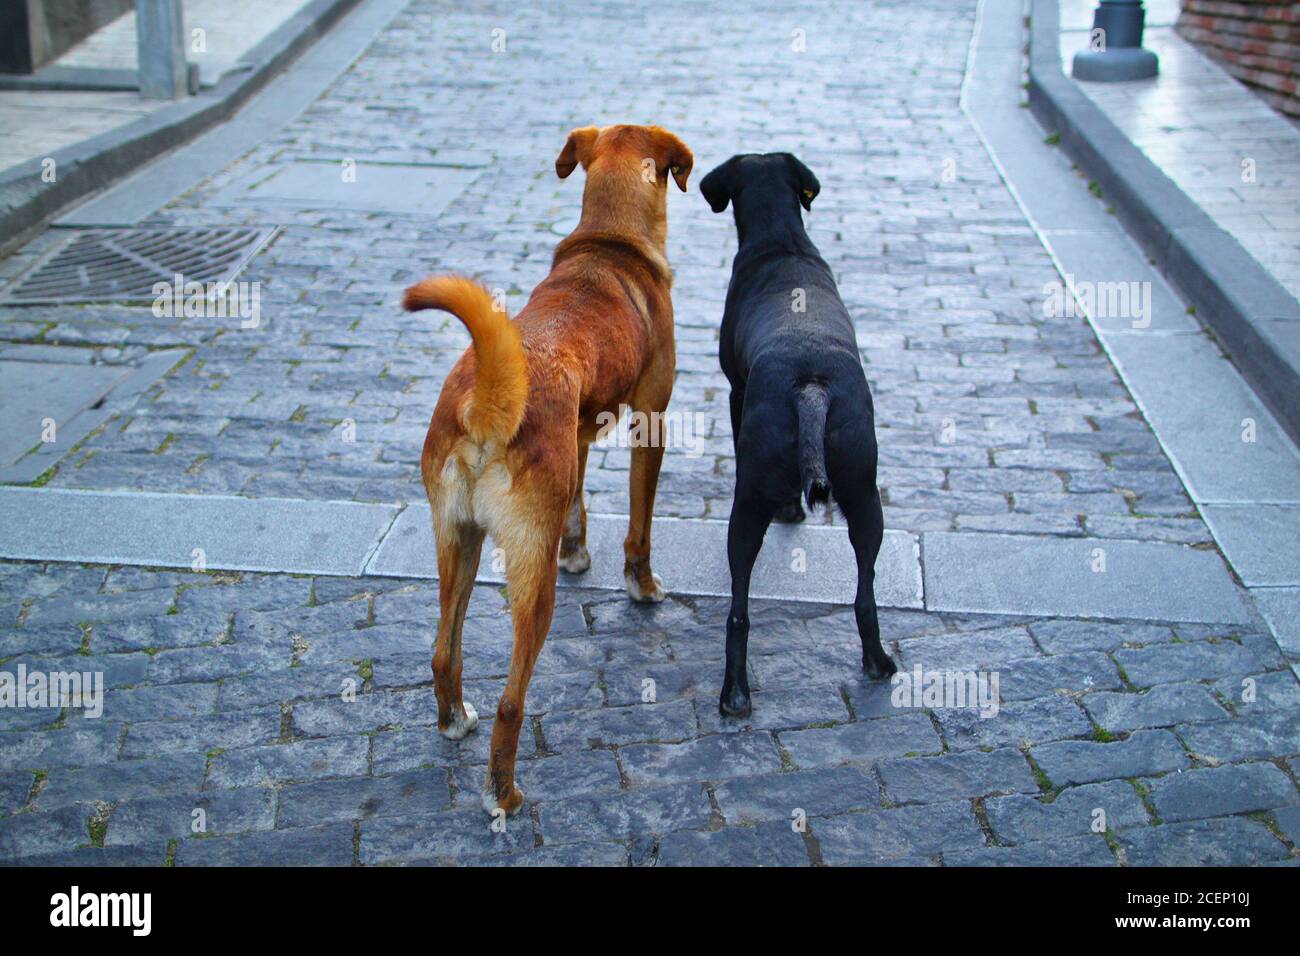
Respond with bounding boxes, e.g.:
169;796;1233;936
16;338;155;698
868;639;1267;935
701;153;897;717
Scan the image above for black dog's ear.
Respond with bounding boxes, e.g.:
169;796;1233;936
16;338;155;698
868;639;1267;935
785;154;821;211
699;158;736;213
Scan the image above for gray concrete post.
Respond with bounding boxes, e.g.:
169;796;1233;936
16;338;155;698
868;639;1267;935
1072;0;1159;82
136;0;188;99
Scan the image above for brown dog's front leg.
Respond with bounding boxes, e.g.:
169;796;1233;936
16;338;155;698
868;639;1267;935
624;437;667;603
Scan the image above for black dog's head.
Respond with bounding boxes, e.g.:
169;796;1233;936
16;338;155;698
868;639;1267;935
699;153;821;216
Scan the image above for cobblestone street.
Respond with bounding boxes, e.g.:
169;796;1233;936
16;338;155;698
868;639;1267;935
0;0;1296;867
2;561;1295;865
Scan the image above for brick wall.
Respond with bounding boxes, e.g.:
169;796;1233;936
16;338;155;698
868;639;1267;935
1175;0;1300;118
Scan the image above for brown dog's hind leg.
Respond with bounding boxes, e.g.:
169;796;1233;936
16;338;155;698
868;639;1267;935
559;440;591;574
432;523;484;740
483;535;559;817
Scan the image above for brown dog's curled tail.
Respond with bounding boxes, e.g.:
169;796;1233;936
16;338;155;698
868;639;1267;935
403;276;527;444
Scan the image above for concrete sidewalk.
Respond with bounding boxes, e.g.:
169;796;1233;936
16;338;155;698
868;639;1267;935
0;0;314;173
1032;0;1300;449
1061;0;1300;304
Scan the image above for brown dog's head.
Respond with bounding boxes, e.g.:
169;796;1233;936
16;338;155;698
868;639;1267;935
555;125;694;244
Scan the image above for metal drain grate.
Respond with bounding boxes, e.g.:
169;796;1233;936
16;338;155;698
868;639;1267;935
0;227;277;304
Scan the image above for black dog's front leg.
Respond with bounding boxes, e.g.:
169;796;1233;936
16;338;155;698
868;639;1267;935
721;499;775;717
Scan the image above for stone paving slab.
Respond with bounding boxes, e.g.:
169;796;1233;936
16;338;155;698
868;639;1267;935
0;347;186;484
1252;588;1300;658
0;487;397;576
1102;332;1300;506
368;503;924;609
921;531;1250;624
208;161;480;216
0;355;125;468
0;559;1293;866
1201;505;1300;589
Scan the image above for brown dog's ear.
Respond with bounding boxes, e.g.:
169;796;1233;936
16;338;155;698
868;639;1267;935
556;127;599;179
648;127;694;192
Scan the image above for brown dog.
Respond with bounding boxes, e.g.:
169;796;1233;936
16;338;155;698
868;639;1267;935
402;125;693;815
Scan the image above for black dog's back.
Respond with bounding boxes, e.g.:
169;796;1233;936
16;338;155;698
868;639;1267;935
706;155;877;514
701;152;896;718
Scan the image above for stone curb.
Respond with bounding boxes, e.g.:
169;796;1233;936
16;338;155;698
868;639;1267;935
1025;0;1300;445
0;0;363;252
0;487;1254;624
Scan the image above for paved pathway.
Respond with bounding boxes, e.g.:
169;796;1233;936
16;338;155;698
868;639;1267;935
0;0;1296;865
0;561;1295;866
4;0;1208;544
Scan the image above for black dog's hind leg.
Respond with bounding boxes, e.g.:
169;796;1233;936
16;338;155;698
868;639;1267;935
721;497;776;717
727;388;744;455
841;489;896;679
773;499;807;523
734;386;802;523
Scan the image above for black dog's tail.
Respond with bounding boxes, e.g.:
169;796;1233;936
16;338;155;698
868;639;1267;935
795;382;831;510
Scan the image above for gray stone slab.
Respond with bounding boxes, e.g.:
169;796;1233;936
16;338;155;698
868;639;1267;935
0;348;187;483
1201;505;1300;587
1030;729;1190;787
922;531;1250;623
944;834;1117;867
0;487;398;576
984;780;1150;844
1104;332;1300;505
656;822;810;867
175;822;355;866
1176;711;1300;764
1117;816;1289;866
1040;229;1200;334
0;357;125;467
366;503;924;608
208;161;479;215
1147;762;1300;824
1251;587;1299;656
814;801;985;865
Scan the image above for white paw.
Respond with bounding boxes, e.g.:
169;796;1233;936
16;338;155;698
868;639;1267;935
559;545;591;574
481;786;525;817
439;701;479;740
625;569;666;603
